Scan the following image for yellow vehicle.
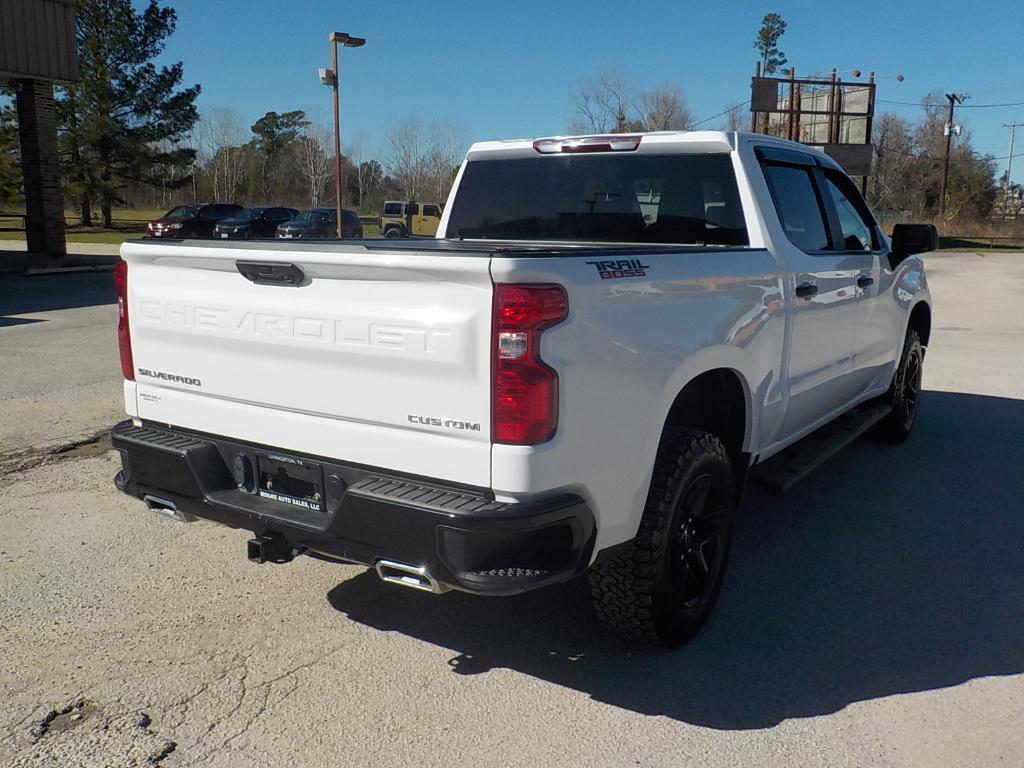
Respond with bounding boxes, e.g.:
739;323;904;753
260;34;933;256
378;200;443;238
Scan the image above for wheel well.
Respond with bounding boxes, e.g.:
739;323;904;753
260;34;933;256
909;302;932;347
663;369;747;461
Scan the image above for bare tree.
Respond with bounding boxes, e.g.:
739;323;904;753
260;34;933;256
427;120;466;202
386;116;467;202
571;69;634;133
386;116;431;200
346;131;379;210
571;71;692;134
638;84;692;131
723;102;746;132
198;107;249;202
149;138;187;208
294;123;332;206
869;113;921;221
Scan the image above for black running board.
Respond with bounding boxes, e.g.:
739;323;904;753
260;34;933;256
752;402;891;495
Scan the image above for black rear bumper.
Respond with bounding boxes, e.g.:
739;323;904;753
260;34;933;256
111;421;595;595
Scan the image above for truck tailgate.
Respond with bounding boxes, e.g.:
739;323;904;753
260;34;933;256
121;240;493;487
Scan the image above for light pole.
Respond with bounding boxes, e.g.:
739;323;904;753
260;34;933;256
321;31;365;237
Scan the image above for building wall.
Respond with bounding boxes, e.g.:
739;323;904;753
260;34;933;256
0;0;78;83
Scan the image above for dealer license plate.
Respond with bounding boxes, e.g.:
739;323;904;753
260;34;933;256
256;452;325;513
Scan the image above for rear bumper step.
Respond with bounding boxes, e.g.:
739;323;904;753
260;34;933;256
111;420;595;595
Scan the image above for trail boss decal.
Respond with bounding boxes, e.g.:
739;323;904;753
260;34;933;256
585;259;651;280
137;368;202;387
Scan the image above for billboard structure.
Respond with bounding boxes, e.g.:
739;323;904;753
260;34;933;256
750;66;876;179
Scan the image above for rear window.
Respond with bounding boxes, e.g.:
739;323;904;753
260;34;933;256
383;202;402;216
762;164;830;252
446;153;748;245
164;205;198;218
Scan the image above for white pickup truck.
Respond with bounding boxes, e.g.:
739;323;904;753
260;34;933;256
111;131;935;645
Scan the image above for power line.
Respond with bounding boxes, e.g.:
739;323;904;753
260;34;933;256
878;147;1024;161
691;100;751;129
878;98;1024;109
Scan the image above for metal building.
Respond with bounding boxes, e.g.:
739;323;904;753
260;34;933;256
0;0;78;270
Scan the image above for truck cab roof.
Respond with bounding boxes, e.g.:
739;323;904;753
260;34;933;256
465;130;842;170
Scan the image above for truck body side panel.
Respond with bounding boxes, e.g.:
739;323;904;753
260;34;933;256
489;247;785;552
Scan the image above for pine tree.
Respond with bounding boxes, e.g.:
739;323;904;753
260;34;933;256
754;13;788;75
0;94;21;207
58;0;200;227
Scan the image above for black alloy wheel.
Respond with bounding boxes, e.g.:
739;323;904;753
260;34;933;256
667;472;729;613
590;429;737;646
874;327;924;443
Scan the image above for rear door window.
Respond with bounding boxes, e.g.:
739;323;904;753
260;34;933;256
423;204;441;217
404;203;420;215
821;171;879;251
761;164;831;252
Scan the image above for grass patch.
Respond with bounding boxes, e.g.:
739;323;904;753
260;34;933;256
938;237;1024;252
0;231;136;244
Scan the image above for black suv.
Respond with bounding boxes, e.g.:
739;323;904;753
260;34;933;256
276;207;363;238
147;203;244;238
213;206;299;239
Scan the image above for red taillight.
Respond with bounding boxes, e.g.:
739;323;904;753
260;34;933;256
114;261;134;381
492;284;567;445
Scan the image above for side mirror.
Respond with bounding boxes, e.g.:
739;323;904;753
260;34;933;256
890;224;938;266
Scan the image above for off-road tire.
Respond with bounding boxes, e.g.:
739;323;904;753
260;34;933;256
874;328;923;444
589;429;737;646
383;226;405;239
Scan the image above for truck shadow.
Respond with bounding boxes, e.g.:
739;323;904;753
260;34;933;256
0;272;115;327
326;389;1024;730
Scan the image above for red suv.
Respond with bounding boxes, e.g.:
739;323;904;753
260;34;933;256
147;203;243;238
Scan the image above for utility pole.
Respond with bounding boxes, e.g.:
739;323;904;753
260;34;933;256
997;122;1023;219
1003;122;1022;188
938;92;967;219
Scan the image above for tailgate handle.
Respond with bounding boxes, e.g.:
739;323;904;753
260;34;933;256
236;260;305;286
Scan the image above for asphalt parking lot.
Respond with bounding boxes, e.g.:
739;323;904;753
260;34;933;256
1;252;1023;767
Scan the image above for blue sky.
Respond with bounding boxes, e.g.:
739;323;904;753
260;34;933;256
162;0;1024;183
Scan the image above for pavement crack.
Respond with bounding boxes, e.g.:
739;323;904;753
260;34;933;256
0;429;112;481
175;643;350;765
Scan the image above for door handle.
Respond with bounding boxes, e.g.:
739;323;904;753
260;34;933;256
857;274;875;288
795;282;818;298
236;260;305;286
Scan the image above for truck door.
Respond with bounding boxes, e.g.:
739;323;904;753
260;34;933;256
404;202;419;235
759;154;862;438
419;203;442;236
817;168;893;393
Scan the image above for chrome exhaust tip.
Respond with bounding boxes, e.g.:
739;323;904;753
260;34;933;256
143;494;197;523
374;559;448;594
